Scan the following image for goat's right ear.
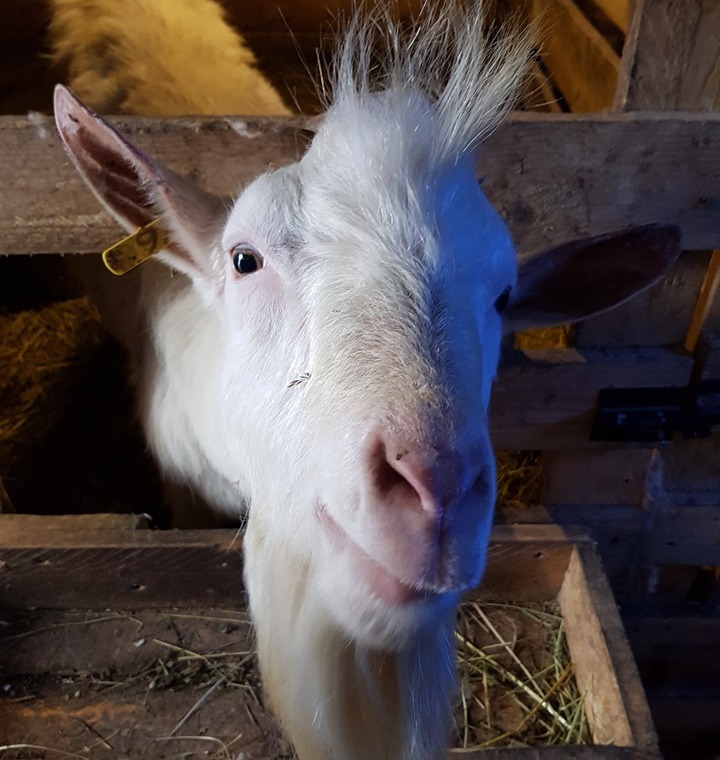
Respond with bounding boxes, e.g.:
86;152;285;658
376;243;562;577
53;85;227;289
503;224;682;331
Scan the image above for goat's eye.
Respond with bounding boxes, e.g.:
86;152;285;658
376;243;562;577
494;286;512;314
231;245;263;275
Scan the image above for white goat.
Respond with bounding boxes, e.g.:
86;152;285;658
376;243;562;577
50;0;290;116
51;3;680;759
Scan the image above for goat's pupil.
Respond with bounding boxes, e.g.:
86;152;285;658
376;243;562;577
233;249;259;274
494;286;512;314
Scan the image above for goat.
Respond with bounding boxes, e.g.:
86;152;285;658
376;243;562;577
51;3;680;758
49;0;290;116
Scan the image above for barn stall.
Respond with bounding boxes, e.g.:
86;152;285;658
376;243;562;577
0;0;718;758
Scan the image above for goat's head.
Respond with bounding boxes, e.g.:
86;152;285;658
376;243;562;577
53;9;680;656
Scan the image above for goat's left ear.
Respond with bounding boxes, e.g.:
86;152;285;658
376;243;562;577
53;85;226;288
503;224;682;331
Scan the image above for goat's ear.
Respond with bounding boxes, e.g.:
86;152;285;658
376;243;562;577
503;224;682;332
53;85;227;286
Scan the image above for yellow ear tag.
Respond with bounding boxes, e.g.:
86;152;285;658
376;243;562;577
102;219;170;275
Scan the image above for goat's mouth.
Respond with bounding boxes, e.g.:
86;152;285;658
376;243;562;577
316;503;435;607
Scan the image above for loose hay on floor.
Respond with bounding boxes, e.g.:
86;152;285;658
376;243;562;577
1;602;589;759
453;600;590;750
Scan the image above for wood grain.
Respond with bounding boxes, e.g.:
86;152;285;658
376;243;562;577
614;0;720;112
559;545;659;753
532;0;620;111
490;346;692;450
583;0;720;348
0;517;660;758
592;0;631;32
541;449;653;506
574;251;713;348
0;518;581;608
2;112;720;257
503;501;720;591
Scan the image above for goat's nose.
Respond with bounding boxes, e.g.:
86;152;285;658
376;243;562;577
365;434;456;521
359;428;495;592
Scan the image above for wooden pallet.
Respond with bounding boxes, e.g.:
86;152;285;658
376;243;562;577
0;516;660;759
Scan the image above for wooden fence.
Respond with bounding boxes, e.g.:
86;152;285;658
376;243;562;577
0;0;718;756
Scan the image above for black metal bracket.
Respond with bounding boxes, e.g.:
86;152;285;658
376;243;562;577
591;379;720;442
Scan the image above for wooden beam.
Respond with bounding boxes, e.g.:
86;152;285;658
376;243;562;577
615;0;720;111
656;436;720;508
685;250;720;350
624;614;720;688
503;502;720;588
559;544;659;752
521;61;563;113
574;251;712;347
532;0;620;111
490;346;692;450
592;0;631;33
580;0;720;348
541;449;653;506
1;112;720;256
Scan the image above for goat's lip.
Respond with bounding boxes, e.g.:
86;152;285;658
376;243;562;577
316;504;430;606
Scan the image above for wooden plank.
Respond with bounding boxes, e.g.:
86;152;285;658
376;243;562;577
624;614;720;688
657;436;720;507
531;0;620;112
0;518;578;608
471;534;577;602
558;544;659;753
452;748;658;759
0;522;248;609
574;251;712;347
522;61;563;113
645;689;720;756
596;0;720;352
490;347;692;450
685;250;720;350
614;0;720;112
644;505;720;567
541;449;654;506
592;0;631;32
503;502;720;591
501;505;644;589
1;112;720;256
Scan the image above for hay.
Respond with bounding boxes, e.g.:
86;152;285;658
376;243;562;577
2;605;589;757
496;450;542;511
515;326;572;350
0;297;164;519
453;600;590;750
0;298;103;448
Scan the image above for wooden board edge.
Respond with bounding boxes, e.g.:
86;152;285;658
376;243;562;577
558;545;660;753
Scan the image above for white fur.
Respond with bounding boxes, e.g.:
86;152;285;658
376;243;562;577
49;0;291;115
51;4;533;759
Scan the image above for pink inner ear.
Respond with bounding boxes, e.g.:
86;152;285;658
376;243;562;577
54;85;227;279
55;85;159;232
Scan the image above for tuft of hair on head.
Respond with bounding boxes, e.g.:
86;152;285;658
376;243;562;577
320;1;535;164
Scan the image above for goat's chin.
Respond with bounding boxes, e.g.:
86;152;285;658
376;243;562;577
314;546;458;650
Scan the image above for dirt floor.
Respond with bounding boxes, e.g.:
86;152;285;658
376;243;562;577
0;601;585;758
1;608;292;760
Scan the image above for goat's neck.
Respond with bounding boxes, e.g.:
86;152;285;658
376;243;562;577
244;514;456;760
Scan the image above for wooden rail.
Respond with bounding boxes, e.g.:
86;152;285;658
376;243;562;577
1;111;719;257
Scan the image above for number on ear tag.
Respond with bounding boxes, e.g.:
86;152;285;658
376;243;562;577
102;219;169;275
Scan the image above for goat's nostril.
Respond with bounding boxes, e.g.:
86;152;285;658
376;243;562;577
372;451;421;510
366;436;436;515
